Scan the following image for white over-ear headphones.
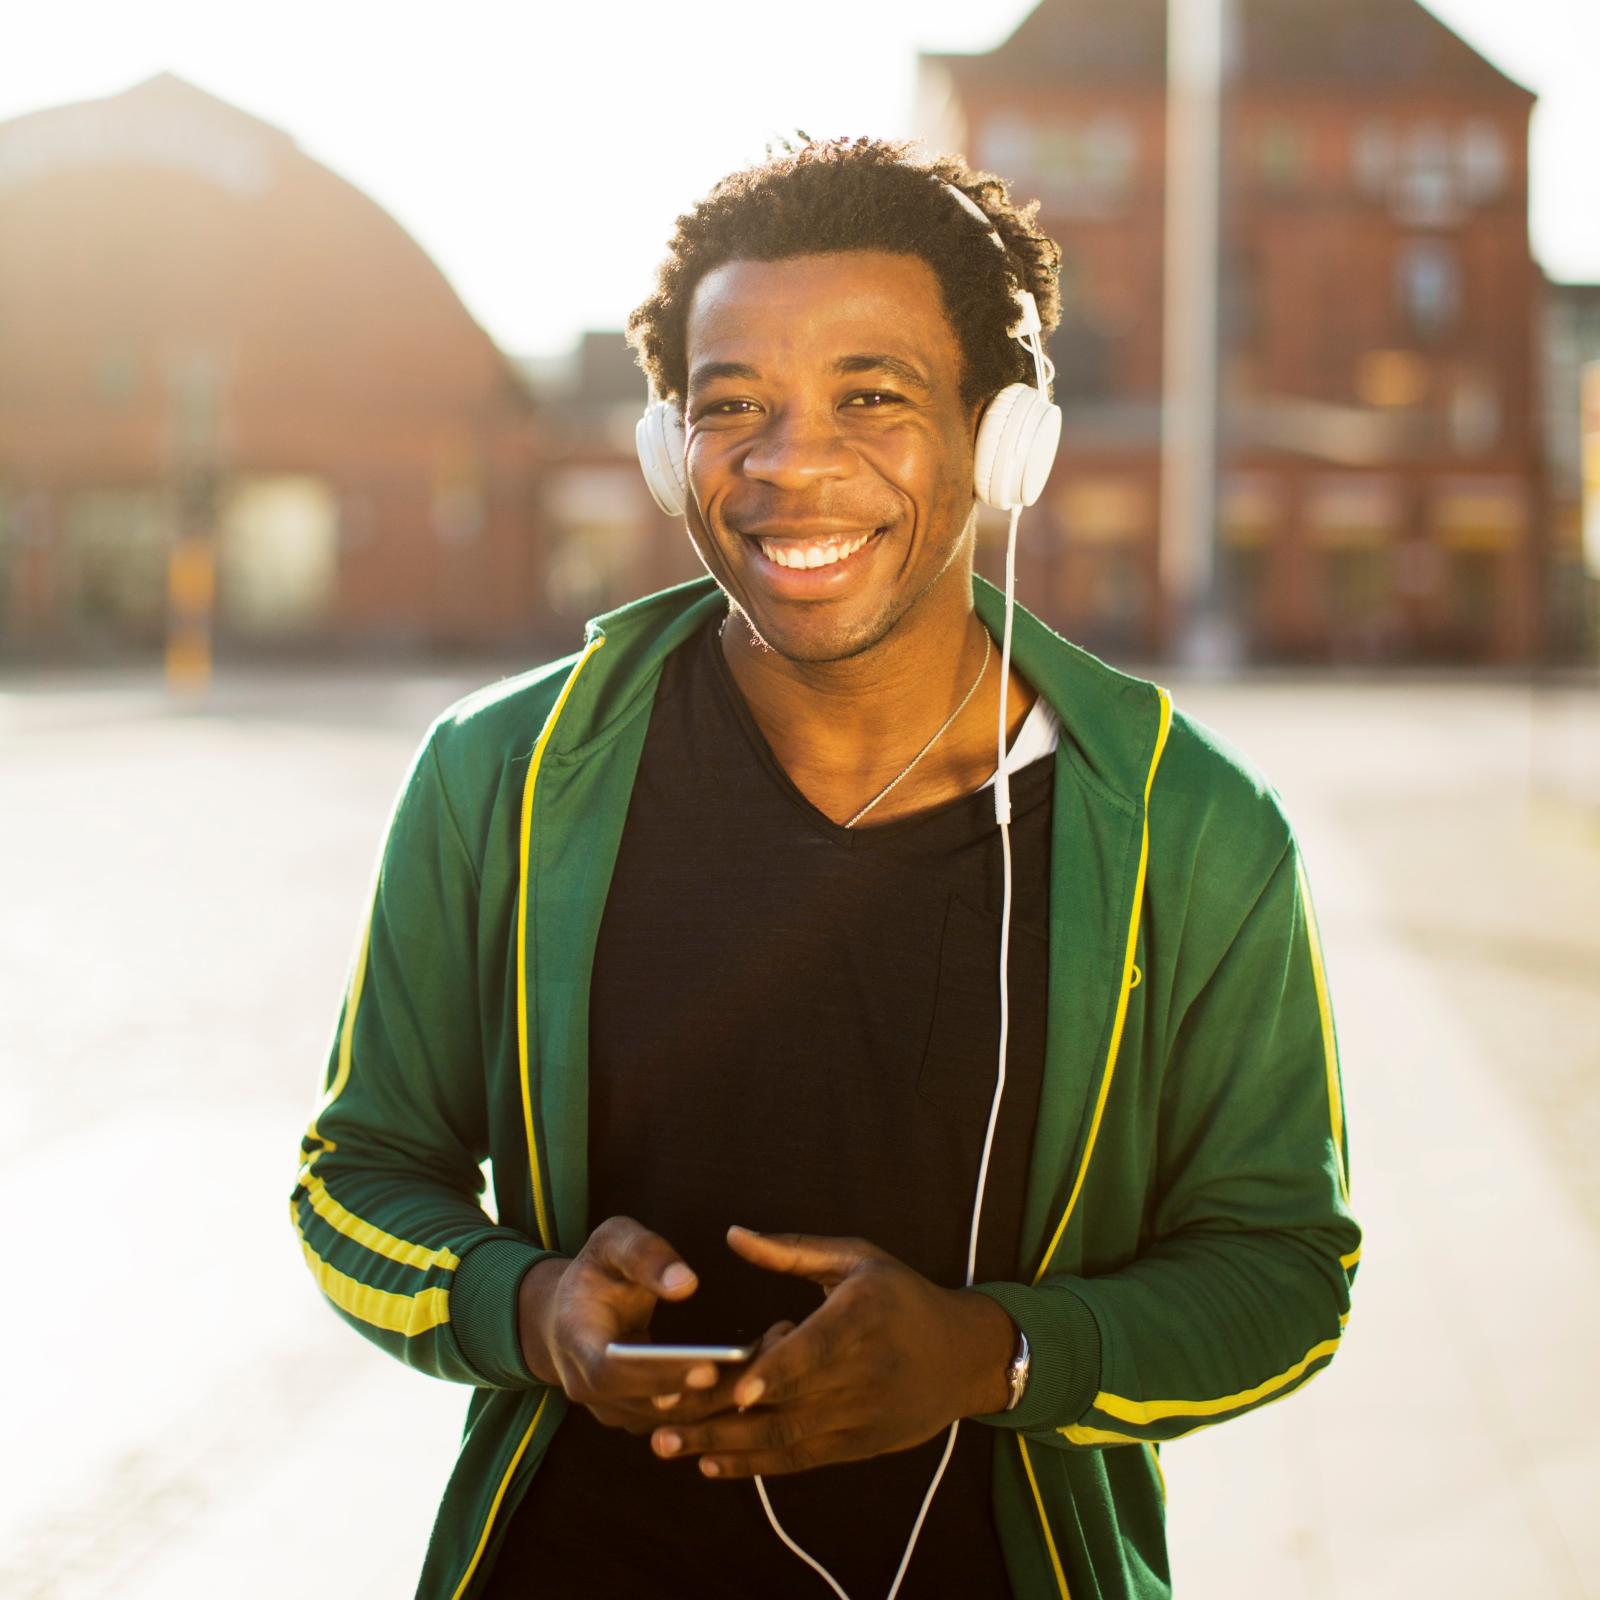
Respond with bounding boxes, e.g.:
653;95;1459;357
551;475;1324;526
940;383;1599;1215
634;180;1062;517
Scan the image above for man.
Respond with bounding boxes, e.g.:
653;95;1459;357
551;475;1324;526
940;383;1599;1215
292;139;1359;1599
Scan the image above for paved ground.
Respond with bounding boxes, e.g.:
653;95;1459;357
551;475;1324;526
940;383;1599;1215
1;663;1595;1598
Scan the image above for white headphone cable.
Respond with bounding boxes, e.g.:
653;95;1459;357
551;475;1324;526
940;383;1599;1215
751;499;1024;1599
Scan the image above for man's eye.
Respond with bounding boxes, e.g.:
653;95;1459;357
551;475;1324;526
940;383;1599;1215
844;390;903;409
694;398;758;419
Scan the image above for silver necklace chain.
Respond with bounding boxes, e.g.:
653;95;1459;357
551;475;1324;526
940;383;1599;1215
843;629;992;830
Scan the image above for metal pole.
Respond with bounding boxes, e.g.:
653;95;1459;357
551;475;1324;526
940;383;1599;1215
1160;0;1235;665
165;350;221;697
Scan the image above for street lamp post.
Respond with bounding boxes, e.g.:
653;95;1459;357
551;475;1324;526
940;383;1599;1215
1160;0;1238;667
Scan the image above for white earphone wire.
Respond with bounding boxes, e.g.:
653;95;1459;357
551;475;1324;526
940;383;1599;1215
752;500;1024;1600
753;180;1039;1600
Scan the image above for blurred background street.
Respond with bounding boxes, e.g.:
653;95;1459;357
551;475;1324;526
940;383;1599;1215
2;665;1595;1597
4;0;1600;1592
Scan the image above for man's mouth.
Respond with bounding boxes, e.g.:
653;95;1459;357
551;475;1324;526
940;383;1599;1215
753;529;885;570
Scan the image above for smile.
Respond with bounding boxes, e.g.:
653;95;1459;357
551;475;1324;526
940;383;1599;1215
755;530;883;570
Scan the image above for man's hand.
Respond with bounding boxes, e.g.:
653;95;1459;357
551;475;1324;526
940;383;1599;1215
517;1215;789;1434
649;1226;1016;1478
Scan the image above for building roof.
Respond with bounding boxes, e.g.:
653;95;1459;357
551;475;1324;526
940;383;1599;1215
923;0;1534;97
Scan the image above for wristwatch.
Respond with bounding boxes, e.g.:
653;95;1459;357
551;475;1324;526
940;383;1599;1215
1003;1328;1031;1412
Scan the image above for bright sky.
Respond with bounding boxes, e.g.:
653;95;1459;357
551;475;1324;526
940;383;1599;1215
5;0;1598;359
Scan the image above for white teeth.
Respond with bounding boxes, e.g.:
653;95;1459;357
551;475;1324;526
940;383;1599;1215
758;531;876;570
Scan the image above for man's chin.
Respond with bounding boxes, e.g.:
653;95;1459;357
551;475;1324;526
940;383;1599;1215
725;597;894;668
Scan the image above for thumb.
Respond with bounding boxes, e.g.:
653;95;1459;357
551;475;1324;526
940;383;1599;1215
586;1216;698;1299
726;1225;878;1289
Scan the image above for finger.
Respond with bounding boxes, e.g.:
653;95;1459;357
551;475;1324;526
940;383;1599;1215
656;1419;865;1479
644;1327;799;1423
651;1400;838;1467
738;1319;797;1408
643;1363;724;1412
731;1296;859;1411
587;1349;719;1405
725;1225;877;1289
696;1435;861;1479
587;1216;698;1299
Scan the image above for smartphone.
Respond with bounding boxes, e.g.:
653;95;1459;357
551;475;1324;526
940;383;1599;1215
605;1341;758;1363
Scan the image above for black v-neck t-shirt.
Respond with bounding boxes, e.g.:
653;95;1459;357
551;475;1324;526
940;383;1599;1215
486;613;1054;1599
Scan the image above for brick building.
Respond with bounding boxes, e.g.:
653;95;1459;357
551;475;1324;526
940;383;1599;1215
0;72;548;657
521;331;703;632
919;0;1549;662
1544;281;1600;651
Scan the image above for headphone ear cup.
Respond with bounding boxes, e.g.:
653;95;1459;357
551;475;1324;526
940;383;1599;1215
973;383;1063;510
635;401;688;516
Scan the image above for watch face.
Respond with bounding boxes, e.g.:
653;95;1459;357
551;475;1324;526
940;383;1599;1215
1006;1330;1030;1410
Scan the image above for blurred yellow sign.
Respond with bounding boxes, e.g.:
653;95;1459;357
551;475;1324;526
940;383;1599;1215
166;536;215;695
167;536;216;615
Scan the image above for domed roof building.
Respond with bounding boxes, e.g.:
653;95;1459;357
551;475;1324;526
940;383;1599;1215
0;72;549;655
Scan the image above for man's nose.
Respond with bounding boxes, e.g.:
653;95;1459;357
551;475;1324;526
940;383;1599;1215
739;404;856;489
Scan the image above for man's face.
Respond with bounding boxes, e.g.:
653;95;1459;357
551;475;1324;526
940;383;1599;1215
681;251;979;665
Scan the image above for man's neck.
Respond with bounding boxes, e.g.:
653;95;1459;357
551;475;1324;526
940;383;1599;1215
719;601;1036;828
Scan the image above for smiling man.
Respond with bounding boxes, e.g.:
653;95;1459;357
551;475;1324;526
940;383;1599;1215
292;139;1360;1600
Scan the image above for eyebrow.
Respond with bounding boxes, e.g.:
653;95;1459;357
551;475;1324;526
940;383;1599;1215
686;354;934;393
687;359;760;390
833;353;932;393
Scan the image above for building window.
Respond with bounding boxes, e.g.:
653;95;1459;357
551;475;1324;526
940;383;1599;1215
1049;251;1116;402
1394;122;1460;225
1035;122;1077;190
1084;116;1137;191
1258;122;1308;189
1448;369;1501;453
217;475;339;635
1027;116;1138;211
1222;249;1261;346
1458;120;1507;202
63;487;171;634
1352;120;1393;195
976;113;1034;184
1396;242;1461;341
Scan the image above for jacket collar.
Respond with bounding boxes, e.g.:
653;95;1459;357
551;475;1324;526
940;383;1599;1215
561;574;1159;809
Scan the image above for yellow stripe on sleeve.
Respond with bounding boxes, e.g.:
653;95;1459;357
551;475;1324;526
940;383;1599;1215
1093;1334;1341;1425
517;635;606;1254
299;1170;461;1273
1059;1422;1148;1447
1033;688;1172;1284
293;1205;451;1338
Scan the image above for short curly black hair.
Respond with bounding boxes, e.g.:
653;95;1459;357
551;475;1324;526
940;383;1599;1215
626;137;1061;415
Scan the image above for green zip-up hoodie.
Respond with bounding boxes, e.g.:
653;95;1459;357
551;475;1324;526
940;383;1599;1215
292;575;1360;1599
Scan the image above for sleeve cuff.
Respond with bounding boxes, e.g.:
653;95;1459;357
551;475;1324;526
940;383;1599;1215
450;1237;564;1389
965;1279;1102;1433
